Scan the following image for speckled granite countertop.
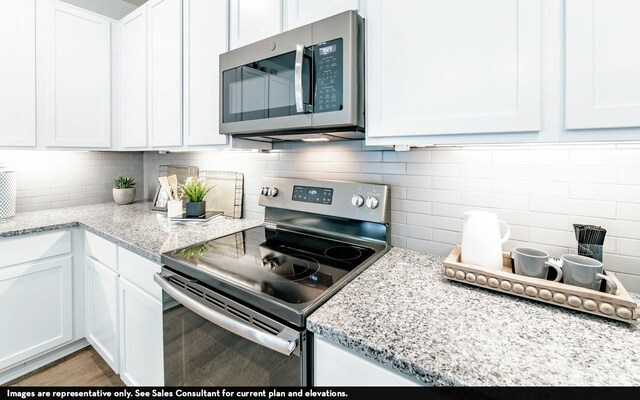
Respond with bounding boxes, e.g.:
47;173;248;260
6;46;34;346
0;202;261;263
307;247;640;386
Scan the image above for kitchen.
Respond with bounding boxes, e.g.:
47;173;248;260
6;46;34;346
1;0;639;394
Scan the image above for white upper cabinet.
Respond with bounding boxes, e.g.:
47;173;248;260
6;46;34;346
366;0;541;140
0;1;36;147
285;0;359;29
183;0;228;146
229;0;283;50
565;0;640;130
148;0;183;147
120;7;148;148
38;0;111;148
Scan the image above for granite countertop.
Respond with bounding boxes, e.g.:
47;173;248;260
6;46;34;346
307;247;640;386
0;201;261;262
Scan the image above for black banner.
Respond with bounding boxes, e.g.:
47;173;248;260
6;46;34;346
1;387;639;400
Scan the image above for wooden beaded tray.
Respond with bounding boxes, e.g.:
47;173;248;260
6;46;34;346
443;245;640;324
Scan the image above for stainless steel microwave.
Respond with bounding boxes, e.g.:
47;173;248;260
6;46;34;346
219;11;364;142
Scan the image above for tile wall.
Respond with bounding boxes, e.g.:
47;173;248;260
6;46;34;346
144;141;640;292
0;150;144;212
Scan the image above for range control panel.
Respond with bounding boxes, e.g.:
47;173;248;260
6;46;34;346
259;177;390;224
292;186;333;205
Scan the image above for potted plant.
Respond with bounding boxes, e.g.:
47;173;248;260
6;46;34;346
113;176;136;205
179;177;213;217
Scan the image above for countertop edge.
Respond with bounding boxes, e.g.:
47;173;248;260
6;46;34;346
307;319;461;387
80;222;163;264
0;222;81;237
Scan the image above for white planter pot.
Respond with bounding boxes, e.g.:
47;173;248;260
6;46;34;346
113;188;136;205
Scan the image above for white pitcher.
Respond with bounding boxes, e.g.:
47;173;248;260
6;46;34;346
461;211;510;269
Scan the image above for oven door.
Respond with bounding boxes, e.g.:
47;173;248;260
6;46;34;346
154;272;306;386
220;25;314;135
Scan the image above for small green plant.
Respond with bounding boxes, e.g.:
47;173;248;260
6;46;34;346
173;243;210;262
114;176;136;189
179;177;213;203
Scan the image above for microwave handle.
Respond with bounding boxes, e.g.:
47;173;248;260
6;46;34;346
294;44;312;113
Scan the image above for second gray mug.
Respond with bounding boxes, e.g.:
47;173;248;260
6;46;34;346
546;254;617;294
512;247;563;282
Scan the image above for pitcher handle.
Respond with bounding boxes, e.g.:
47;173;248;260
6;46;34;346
498;220;510;244
596;273;617;295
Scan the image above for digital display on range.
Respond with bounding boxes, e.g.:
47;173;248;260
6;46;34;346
292;186;333;205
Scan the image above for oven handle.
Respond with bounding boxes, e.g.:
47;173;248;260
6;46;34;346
154;273;298;356
294;44;311;113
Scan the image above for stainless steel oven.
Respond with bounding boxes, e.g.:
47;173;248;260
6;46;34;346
219;11;364;142
155;272;307;386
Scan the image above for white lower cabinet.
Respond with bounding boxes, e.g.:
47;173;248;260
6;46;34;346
119;277;163;386
85;256;120;373
314;336;421;386
0;256;73;371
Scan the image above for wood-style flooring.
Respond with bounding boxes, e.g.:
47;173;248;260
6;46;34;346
8;347;125;387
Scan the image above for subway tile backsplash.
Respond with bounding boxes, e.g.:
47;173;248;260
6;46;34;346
0;151;144;212
143;141;640;292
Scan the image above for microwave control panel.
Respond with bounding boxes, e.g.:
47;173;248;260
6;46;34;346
314;38;343;113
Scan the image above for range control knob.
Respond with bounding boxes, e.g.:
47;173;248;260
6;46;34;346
267;187;279;197
365;196;379;209
351;195;364;207
261;186;270;196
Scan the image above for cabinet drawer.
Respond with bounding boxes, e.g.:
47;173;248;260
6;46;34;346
0;230;71;268
85;231;117;271
118;248;161;300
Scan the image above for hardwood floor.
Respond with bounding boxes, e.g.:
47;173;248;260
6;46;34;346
8;348;125;387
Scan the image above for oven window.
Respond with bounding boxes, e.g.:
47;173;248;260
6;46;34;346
222;50;311;123
163;304;302;386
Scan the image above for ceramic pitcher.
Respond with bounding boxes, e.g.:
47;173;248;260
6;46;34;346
461;211;510;269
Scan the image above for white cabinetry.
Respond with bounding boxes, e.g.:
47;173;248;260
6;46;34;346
148;0;183;147
365;0;541;142
0;256;73;371
229;0;282;50
85;256;120;372
183;0;228;146
286;0;358;29
38;0;111;148
0;0;36;147
119;278;163;386
565;0;640;129
120;7;148;148
314;336;420;386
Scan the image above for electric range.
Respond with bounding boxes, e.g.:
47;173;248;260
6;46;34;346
156;178;390;386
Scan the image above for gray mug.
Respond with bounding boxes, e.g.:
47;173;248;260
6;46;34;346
546;254;617;294
512;247;562;282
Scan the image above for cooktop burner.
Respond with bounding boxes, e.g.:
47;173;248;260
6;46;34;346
162;225;384;324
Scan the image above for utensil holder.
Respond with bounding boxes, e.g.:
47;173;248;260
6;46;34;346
578;244;603;262
167;200;183;218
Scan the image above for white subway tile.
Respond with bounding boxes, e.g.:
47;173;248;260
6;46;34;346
390;223;432;240
382;150;431;163
406;238;453;256
391;211;407;224
405;213;461;231
432;229;462;245
431;150;491;164
362;162;405;174
391;199;432;214
529;228;575;247
502;240;569;258
382;174;431;189
390;235;407;248
432;202;490;218
617;167;640;184
530;197;616;218
406;188;461;204
492;149;568;165
617;238;640;258
460;192;528;210
391;187;406;199
432;176;492;193
406;163;461;177
493;179;569;198
618;203;640;221
612;272;640;293
341;151;382;162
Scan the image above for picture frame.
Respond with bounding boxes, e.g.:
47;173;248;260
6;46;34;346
151;186;170;211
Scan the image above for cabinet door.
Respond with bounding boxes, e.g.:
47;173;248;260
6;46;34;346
85;256;119;373
366;0;541;139
0;256;73;370
566;0;640;129
286;0;358;29
314;336;420;386
0;0;36;147
119;278;163;386
38;0;111;148
120;7;148;148
148;0;183;147
229;0;282;50
183;0;228;146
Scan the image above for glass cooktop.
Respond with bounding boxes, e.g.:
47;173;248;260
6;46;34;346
162;225;386;325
